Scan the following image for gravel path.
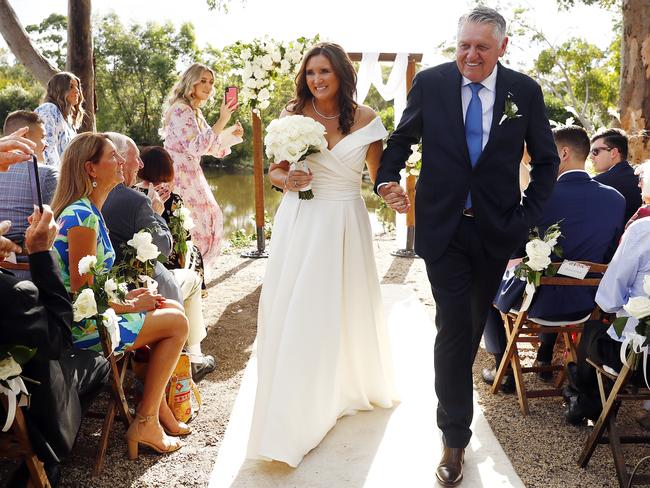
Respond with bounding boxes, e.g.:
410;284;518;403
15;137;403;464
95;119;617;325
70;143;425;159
2;236;646;487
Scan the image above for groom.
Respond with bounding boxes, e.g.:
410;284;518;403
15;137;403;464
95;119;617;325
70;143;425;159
376;6;559;486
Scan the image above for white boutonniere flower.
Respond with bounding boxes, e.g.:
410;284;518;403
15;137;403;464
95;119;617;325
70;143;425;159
499;92;522;125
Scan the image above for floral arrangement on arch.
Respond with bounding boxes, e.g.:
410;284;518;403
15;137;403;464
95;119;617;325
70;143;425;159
228;36;318;112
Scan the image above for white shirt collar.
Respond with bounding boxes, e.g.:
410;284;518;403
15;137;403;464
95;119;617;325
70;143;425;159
461;65;498;92
558;169;589;181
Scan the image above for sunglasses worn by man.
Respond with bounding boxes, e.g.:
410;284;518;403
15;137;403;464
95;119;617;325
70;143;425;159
590;146;614;157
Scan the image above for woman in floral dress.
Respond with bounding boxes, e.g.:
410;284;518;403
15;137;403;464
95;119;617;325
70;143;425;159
35;72;84;167
161;63;243;271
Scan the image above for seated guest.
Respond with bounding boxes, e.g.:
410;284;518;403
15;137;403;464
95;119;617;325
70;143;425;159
625;161;650;228
139;146;207;291
565;216;650;424
1;204;109;488
0;111;59;280
591;128;642;223
482;126;626;390
102;135;215;381
0;127;36;170
50;132;190;459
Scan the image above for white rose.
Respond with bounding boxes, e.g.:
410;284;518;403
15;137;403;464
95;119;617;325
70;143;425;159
102;308;121;353
240;48;251;61
78;255;97;276
644;275;650;296
261;54;273;70
271;50;281;63
73;288;98;322
408;150;421;164
0;356;22;380
104;277;117;298
409;168;421;177
135;242;160;262
245;77;258;89
525;239;553;272
279;59;291;74
127;231;152;250
258;99;270;110
253;66;266;80
624;296;650;320
256;78;268;89
241;65;253;80
258;88;271;101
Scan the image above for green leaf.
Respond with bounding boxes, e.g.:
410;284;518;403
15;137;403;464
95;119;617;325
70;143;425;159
612;316;628;338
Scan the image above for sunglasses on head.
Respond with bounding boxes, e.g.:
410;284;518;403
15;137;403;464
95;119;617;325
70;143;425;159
590;146;614;157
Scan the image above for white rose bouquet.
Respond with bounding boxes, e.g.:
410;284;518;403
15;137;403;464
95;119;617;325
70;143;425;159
168;200;195;262
265;115;328;200
72;254;129;354
514;222;563;287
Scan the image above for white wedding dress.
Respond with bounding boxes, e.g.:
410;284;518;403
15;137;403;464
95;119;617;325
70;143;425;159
246;116;399;467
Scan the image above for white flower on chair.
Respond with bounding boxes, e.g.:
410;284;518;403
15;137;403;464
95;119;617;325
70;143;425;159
624;296;650;320
78;255;97;276
524;239;553;271
72;288;98;322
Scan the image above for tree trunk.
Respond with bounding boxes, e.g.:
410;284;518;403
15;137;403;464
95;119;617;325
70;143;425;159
619;0;650;163
0;0;57;87
67;0;95;132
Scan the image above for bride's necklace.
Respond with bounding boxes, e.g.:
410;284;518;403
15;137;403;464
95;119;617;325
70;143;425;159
311;98;340;120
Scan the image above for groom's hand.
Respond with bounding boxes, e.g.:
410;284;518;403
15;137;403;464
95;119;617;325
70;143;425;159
378;182;411;214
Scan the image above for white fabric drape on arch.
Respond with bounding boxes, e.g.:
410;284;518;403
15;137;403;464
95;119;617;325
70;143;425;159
355;52;409;127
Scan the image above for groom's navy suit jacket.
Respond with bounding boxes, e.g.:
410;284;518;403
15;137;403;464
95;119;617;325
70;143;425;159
376;62;559;263
494;171;626;321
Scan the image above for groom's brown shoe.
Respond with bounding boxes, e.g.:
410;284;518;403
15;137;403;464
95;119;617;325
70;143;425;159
436;446;464;486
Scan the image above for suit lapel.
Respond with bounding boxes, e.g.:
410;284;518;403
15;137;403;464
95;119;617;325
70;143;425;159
475;63;514;169
440;64;470;164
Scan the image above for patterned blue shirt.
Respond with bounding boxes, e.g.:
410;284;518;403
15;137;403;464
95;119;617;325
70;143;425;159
598;218;650;340
0;161;58;243
35;102;77;168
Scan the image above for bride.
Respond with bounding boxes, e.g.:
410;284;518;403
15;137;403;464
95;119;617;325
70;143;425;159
246;42;398;467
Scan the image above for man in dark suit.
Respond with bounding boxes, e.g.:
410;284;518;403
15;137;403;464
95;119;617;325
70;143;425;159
0;205;109;487
375;7;559;485
482;126;626;389
590;128;641;223
102;133;215;380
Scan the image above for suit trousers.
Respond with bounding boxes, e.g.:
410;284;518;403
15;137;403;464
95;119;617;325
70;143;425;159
425;217;509;447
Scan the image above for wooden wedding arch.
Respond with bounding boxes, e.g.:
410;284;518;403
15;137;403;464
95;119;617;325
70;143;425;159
241;52;422;259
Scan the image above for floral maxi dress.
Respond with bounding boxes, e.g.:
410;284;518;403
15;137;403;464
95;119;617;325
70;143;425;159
161;102;241;270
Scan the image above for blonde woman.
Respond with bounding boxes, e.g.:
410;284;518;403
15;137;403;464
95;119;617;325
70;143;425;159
35;72;84;167
161;63;243;270
51;133;190;459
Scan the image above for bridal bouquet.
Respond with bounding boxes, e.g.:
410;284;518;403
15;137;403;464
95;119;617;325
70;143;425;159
514;222;563;287
265;115;327;200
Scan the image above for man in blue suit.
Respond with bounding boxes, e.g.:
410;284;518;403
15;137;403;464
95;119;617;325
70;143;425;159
482;126;626;391
590;128;641;223
375;6;559;485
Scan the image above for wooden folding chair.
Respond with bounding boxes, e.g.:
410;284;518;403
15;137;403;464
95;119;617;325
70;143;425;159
90;324;133;477
0;393;51;487
492;261;608;415
578;351;650;487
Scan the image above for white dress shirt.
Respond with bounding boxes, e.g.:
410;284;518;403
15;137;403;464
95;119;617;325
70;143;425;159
461;65;498;151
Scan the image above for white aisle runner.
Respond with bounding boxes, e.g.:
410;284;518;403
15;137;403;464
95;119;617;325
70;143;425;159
208;284;524;488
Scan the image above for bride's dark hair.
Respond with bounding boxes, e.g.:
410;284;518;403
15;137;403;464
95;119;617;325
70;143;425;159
288;42;358;135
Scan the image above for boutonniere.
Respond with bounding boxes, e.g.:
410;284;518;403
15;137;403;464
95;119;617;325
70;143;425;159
499;92;522;125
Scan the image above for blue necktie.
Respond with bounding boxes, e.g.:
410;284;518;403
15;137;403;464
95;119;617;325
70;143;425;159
465;82;483;208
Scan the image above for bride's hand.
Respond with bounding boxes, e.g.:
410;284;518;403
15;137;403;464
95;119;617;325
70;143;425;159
285;169;312;191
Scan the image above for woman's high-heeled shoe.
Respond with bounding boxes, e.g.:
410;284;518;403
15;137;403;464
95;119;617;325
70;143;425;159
163;421;191;437
126;413;183;460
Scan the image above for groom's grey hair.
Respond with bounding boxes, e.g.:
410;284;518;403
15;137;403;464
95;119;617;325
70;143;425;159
458;6;507;42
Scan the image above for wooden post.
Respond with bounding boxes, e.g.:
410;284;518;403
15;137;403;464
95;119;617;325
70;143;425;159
392;55;418;258
67;0;95;132
241;110;268;258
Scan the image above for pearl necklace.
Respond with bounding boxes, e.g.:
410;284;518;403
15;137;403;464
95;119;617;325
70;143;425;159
311;98;340;120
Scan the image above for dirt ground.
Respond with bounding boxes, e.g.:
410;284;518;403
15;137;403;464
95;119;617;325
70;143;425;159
2;235;648;487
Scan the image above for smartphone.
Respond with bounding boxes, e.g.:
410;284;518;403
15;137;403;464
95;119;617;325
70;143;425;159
27;155;43;212
225;86;238;106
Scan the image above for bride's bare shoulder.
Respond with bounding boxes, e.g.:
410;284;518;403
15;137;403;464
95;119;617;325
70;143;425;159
355;105;378;126
280;103;301;118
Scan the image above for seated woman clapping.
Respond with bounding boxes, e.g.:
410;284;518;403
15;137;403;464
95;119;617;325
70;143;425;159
50;132;189;459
